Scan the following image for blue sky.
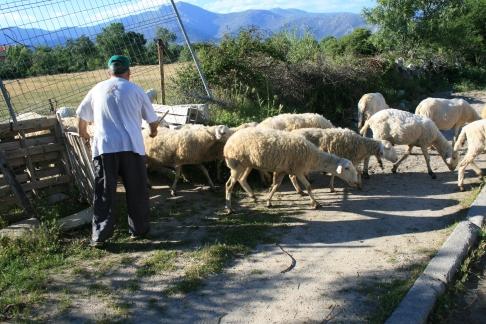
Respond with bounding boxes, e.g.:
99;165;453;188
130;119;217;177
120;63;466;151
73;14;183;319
0;0;376;30
181;0;376;13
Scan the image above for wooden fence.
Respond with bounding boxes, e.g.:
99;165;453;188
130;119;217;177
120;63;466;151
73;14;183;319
0;116;94;223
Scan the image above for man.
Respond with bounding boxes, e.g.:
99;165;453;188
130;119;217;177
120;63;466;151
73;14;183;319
76;55;159;246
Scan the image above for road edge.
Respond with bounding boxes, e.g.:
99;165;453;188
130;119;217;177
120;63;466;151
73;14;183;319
386;185;486;324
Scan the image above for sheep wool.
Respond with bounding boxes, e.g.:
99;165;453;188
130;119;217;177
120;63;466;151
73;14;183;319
357;92;389;129
258;113;333;131
453;119;486;191
143;124;229;196
415;97;480;147
360;108;458;178
292;127;397;191
223;127;358;213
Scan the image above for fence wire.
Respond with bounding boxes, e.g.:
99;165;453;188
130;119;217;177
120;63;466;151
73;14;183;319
0;0;207;122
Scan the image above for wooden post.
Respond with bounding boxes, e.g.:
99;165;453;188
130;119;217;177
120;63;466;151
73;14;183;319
0;150;35;217
157;39;166;105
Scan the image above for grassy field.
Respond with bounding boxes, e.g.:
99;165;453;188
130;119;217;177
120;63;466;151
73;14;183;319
0;63;184;121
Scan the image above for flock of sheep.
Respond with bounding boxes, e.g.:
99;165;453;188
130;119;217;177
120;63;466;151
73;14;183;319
53;92;486;214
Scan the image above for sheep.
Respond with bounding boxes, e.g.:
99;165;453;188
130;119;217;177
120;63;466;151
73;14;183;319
257;113;334;131
292;127;397;191
481;104;486;119
453;119;486;191
360;108;459;178
145;89;157;103
223;127;359;214
143;124;230;196
56;107;76;118
415;98;480;147
357;93;389;129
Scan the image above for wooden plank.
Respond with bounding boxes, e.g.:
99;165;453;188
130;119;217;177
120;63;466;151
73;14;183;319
7;151;60;168
0;174;71;197
0;135;57;151
5;143;64;160
0;150;35;216
0;117;58;136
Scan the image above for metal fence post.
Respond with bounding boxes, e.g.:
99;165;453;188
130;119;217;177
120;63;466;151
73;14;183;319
0;78;17;124
169;0;212;99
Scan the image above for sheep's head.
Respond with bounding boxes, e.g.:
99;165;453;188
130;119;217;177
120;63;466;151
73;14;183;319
214;125;230;140
335;159;359;188
379;140;398;163
445;149;459;171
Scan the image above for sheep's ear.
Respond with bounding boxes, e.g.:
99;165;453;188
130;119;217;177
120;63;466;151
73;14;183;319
384;141;392;149
336;164;343;175
215;125;226;140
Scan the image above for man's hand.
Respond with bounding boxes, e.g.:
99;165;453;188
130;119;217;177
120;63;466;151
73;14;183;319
149;121;158;138
78;118;90;141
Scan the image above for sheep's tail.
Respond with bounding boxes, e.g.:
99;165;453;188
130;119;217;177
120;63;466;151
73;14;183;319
454;127;467;151
359;120;370;137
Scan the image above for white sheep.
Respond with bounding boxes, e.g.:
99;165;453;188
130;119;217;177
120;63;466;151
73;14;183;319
223;127;359;213
145;89;157;103
292;127;397;191
360;108;459;178
415;97;480;147
357;92;389;129
453;119;486;191
258;113;334;131
481;104;486;119
143;124;230;196
56;107;76;118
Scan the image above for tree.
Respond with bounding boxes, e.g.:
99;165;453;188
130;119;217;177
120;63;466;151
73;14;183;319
96;23;147;64
66;35;98;71
363;0;485;64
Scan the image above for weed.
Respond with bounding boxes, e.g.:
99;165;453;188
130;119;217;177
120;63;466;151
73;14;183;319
365;263;428;323
136;250;177;277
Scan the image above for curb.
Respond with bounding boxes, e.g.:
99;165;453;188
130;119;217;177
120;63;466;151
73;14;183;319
386;186;486;323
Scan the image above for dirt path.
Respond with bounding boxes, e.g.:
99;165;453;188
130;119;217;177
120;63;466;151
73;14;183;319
44;91;486;323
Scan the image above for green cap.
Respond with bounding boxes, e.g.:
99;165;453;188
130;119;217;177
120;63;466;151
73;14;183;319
107;55;130;73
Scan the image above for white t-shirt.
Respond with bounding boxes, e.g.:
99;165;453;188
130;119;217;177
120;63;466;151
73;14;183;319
76;77;158;158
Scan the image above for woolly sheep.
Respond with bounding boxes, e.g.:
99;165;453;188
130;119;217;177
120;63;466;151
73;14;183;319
415;98;480;147
145;89;157;103
481;104;486;119
292;127;397;191
223;127;359;213
453;119;486;191
258;113;334;131
56;107;76;118
360;108;459;178
143;124;230;196
357;93;389;129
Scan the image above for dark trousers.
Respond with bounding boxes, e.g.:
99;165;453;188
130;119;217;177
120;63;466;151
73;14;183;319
92;152;150;242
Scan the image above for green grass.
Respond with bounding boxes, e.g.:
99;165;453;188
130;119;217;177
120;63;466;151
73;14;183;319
364;263;428;323
428;229;486;323
460;179;484;208
136;250;177;277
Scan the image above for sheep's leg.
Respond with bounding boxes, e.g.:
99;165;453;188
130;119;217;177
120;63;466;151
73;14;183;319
392;145;413;174
420;146;436;179
296;174;320;209
457;154;475;191
197;164;215;190
237;167;257;203
376;156;384;170
289;175;305;195
329;175;335;192
170;166;182;196
452;126;460;149
362;157;370;179
266;172;285;207
225;166;245;213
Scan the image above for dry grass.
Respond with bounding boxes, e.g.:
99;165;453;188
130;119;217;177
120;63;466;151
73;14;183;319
0;63;183;121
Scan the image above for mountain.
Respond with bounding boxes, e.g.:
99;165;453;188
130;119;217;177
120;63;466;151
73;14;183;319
0;2;369;47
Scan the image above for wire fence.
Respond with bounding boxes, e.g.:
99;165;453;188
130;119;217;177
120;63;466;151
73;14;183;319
0;0;208;122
